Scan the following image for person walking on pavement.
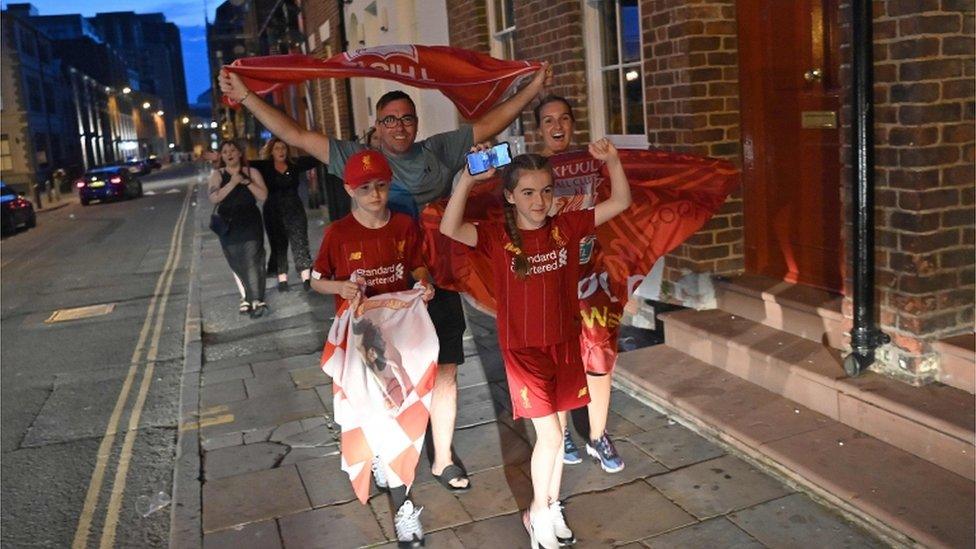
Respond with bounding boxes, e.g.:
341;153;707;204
439;142;632;548
251;137;321;292
535;95;626;473
208;140;270;318
310;149;435;548
219;61;551;492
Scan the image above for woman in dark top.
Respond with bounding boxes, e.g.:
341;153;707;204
208;140;270;317
252;137;321;292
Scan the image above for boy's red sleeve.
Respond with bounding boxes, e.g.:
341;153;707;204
311;225;336;280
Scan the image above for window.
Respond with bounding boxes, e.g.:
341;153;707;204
1;135;12;172
27;77;43;112
487;0;522;144
489;0;516;60
584;0;647;145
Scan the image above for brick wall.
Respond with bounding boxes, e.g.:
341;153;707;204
300;0;354;140
445;0;489;55
640;0;744;282
838;0;975;377
514;0;591;149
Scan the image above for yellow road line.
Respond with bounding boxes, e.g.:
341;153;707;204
71;184;193;549
179;414;235;432
99;185;192;548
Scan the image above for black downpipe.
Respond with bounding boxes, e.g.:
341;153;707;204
844;0;890;377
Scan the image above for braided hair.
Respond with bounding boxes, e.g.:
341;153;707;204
501;153;552;279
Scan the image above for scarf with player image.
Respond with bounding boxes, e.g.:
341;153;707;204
320;284;439;503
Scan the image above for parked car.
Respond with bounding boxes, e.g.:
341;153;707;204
76;166;143;205
147;155;162;170
0;182;36;234
124;158;152;175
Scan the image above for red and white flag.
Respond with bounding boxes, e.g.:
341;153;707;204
320;287;439;504
223;45;541;119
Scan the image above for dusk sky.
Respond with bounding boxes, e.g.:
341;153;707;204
2;0;221;104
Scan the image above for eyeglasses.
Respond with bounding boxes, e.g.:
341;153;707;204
378;114;417;128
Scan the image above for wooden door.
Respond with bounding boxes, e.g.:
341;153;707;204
738;0;843;292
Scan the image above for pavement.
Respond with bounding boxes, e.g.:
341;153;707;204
172;184;887;548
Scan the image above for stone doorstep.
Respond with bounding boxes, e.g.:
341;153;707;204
662;309;976;481
933;334;976;395
614;344;976;549
715;273;845;349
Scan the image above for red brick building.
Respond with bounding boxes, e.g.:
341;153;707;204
438;0;973;388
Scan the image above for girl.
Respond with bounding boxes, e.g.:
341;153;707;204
535;95;625;473
439;141;631;548
208;140;270;317
251;137;321;292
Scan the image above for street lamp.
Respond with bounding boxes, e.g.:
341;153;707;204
142;101;151;109
181;116;190;124
122;87;132;94
156;110;165;116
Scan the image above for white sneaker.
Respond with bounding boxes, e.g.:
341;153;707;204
549;500;575;546
523;506;560;549
371;457;388;490
393;499;424;548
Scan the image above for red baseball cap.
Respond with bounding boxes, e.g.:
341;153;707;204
343;149;392;189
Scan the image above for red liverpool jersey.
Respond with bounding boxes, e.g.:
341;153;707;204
312;212;425;310
476;209;595;349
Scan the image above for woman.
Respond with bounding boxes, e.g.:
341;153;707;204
251;137;321;291
535;95;626;474
208;140;270;317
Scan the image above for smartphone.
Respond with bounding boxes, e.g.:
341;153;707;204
466;142;513;176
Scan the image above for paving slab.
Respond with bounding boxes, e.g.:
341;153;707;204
279;446;339;466
280;425;337;449
203;442;288;481
290;365;329;389
647;455;792;520
373;528;465;549
251;352;320;374
628;424;726;470
728;493;886;549
277;500;387;549
563;481;696;547
456;465;534;521
243;371;296;398
610;390;672;431
761;422;975;548
200;379;248;408
643;516;764;548
449;420;533;473
201;432;244;452
201;350;282;373
370;479;472;538
202;465;311;533
199;389;324;437
242;427;274;444
201;365;253;387
452;512;529;548
555;439;668;497
455;399;504;429
296;454;372;507
202;520;281;549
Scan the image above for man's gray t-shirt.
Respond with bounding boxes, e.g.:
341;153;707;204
328;125;474;218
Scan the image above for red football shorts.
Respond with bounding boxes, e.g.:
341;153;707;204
501;340;590;420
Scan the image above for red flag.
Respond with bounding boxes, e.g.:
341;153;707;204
223;45;542;119
420;149;739;312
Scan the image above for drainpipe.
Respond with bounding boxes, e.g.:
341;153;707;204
844;0;890;377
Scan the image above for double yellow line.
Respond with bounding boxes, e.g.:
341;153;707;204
72;183;194;549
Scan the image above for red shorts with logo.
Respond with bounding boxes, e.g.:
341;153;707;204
501;340;590;420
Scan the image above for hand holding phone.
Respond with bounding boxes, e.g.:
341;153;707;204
466;142;513;176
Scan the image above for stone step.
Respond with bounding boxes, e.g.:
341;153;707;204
660;308;975;482
933;333;976;395
715;273;846;349
614;344;975;549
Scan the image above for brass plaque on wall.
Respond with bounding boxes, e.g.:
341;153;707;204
801;111;837;129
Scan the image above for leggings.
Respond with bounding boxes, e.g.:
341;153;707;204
221;238;266;302
264;198;312;276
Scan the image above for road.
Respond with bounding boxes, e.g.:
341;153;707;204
1;163;203;548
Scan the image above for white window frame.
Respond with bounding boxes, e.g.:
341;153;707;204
486;0;524;151
583;0;649;149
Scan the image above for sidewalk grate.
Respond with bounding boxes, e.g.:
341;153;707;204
45;303;116;323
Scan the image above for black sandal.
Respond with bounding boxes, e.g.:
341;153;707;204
432;463;471;493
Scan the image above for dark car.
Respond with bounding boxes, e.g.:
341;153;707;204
76;166;143;205
124;158;152;175
0;182;36;234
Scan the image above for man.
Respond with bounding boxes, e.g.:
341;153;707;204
220;61;551;491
